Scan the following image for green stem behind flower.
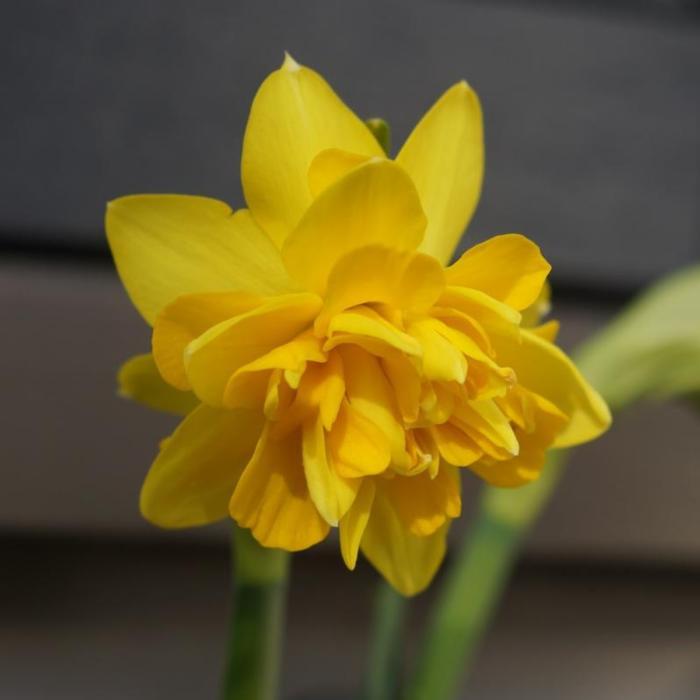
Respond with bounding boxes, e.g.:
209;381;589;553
405;451;566;700
364;581;407;700
222;525;290;700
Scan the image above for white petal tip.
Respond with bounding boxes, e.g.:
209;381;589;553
282;51;301;72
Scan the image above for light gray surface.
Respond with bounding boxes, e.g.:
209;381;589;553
2;1;699;285
2;260;699;561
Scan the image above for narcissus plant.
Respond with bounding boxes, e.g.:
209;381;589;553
107;54;610;596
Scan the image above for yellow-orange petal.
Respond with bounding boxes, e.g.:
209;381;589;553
446;234;551;311
229;426;330;551
492;329;611;447
326;307;422;358
431;422;483;467
340;345;408;468
382;467;462;537
184;293;322;406
223;331;326;410
409;319;468;383
339;479;376;570
360;488;449;596
302;415;359;526
140;405;263;528
153;291;261;391
328;400;392;478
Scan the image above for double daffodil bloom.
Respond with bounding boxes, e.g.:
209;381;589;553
108;55;610;595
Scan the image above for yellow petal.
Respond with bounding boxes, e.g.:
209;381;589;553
117;353;199;415
340;345;407;467
382;467;462;536
453;398;520;456
328;400;392;478
409;319;467;383
230;425;330;551
153;291;262;390
316;246;445;333
224;331;326;409
520;279;552;328
472;391;568;487
492;329;611;447
326;307;422;357
468;456;538;488
431;422;483;466
397;82;484;264
446;234;551;310
308;148;371;198
282;159;427;294
184;293;322;406
339;479;376;570
241;55;383;246
380;350;422;424
106;197;293;324
140;405;263;528
439;286;522;331
316;352;346;430
530;319;560;343
360;488;448;596
302;416;359;526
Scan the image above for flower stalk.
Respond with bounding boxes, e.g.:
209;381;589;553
365;581;407;700
222;525;290;700
405;451;566;700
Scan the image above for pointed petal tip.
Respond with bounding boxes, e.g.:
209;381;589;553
282;51;301;72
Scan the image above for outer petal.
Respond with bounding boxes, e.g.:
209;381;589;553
282;160;427;294
492;329;611;447
241;54;383;246
339;479;376;570
117;353;199;415
184;293;322;406
230;426;330;551
106;197;294;324
382;467;462;537
360;488;448;596
446;234;551;310
153;291;262;390
397;82;484;264
140;405;264;528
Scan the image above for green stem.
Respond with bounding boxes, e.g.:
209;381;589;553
222;525;290;700
406;451;567;700
364;581;407;700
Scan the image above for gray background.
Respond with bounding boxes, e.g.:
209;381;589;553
1;1;699;698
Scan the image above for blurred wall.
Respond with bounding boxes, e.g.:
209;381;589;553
1;1;699;560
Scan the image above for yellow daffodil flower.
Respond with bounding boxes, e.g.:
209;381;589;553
107;55;610;596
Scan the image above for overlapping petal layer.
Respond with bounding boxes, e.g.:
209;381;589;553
108;56;610;596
